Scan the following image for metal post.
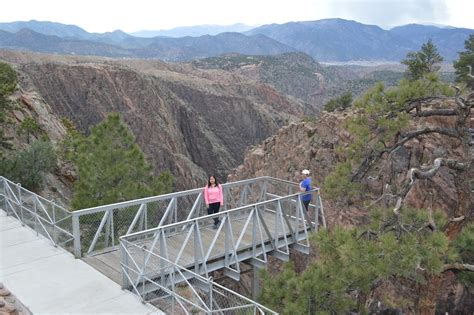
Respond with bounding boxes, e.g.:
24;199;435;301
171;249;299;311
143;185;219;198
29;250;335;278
110;210;115;247
72;213;81;258
2;178;6;213
223;186;228;211
52;203;58;246
105;210;111;248
34;201;39;235
143;204;148;231
121;242;130;289
209;277;214;312
174;199;178;226
252;264;261;300
18;183;24;225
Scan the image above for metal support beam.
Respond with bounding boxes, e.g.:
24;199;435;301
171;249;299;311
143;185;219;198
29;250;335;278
72;213;81;258
251;264;261;300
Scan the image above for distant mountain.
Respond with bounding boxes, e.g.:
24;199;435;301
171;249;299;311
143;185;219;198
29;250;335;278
0;28;133;57
0;20;92;39
0;19;472;62
131;23;255;38
247;19;473;61
134;33;296;60
389;24;473;61
246;19;414;61
0;28;295;61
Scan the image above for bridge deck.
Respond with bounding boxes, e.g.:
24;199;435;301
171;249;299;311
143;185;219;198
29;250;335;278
83;209;309;284
0;210;160;314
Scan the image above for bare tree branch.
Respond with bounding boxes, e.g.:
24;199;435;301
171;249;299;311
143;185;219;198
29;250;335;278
408;158;467;183
391;157;467;217
442;263;474;273
450;216;465;222
453;86;474;110
405;96;450;113
412;109;457;117
388;127;459;154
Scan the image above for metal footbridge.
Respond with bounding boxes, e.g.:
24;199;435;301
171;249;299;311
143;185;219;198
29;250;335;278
1;176;326;314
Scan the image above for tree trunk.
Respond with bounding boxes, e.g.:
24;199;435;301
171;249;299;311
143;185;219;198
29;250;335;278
417;275;442;314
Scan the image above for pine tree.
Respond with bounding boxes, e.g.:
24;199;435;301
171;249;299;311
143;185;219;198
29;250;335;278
70;113;173;209
453;34;474;90
260;208;455;314
0;141;57;190
0;62;17;155
401;39;443;80
0;62;17;96
17;117;40;144
324;92;353;112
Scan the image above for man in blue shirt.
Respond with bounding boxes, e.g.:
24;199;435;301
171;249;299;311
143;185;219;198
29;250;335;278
300;169;312;213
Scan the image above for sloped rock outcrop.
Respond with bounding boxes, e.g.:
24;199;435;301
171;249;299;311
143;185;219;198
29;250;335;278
1;50;305;190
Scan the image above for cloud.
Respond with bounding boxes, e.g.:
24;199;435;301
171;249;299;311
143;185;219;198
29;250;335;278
327;0;449;28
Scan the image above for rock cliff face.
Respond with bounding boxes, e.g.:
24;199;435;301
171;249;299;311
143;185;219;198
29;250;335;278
229;112;354;226
229;97;474;312
192;53;329;109
231;98;473;225
0;50;304;191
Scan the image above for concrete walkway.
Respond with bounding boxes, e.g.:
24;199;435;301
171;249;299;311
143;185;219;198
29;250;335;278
0;210;163;314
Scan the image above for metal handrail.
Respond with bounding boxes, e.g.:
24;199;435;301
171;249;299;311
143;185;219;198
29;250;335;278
119;187;322;314
71;176;305;257
73;176;274;216
123;188;318;238
121;238;277;314
0;176;74;250
1;174;322;314
119;188;320;291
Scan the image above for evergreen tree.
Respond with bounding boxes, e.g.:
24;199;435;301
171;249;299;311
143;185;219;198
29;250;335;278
324;75;453;201
17;117;40;144
70;113;173;209
0;62;17;155
324;92;353;112
0;62;17;96
401;39;443;80
453;34;474;89
0;141;57;190
260;208;456;314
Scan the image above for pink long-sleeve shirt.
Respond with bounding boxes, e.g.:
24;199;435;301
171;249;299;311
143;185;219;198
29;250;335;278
204;184;223;205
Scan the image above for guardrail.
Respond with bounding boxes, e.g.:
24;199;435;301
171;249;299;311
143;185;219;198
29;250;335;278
121;238;277;314
119;187;323;307
1;176;324;259
0;176;74;250
70;176;317;258
1;175;324;314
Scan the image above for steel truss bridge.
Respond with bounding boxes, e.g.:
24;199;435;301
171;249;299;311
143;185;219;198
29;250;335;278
1;176;326;314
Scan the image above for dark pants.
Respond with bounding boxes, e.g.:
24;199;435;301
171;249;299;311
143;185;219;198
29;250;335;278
303;200;311;212
208;202;221;225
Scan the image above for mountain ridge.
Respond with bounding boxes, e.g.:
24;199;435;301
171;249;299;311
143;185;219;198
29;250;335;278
131;23;255;38
0;19;471;61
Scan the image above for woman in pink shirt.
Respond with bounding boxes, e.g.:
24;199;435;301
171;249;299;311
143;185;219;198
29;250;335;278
204;175;223;229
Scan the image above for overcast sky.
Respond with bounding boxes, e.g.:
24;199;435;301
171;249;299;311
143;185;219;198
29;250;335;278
1;0;472;33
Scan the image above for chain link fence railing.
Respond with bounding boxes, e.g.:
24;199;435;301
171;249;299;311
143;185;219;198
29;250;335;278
120;187;320;278
119;185;325;315
1;175;325;314
0;176;74;251
121;238;277;314
71;177;305;257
